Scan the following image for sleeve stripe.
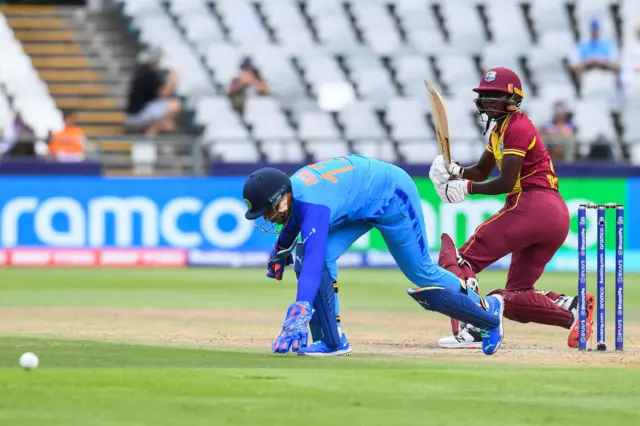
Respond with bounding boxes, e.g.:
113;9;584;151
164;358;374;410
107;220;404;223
527;137;536;150
503;150;526;157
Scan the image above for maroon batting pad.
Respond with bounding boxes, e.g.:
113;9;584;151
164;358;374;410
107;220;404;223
488;289;573;329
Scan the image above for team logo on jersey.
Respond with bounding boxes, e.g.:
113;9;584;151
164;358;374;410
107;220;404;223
484;71;497;82
244;198;252;210
499;139;504;154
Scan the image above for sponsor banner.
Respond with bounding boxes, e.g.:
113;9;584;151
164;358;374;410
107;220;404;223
354;178;628;256
0;177;273;250
0;248;186;267
0;176;636;271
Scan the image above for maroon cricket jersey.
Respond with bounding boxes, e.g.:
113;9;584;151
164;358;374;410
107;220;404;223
486;112;559;196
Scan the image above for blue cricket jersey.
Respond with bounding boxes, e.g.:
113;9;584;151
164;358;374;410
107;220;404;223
277;155;401;302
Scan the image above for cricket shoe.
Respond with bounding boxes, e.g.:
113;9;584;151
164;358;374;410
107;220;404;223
438;323;482;349
480;295;505;356
567;292;594;348
297;333;352;357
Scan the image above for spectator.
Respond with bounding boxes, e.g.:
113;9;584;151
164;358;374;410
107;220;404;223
569;19;620;85
125;47;182;137
0;113;37;158
48;109;88;162
540;101;578;162
228;57;269;116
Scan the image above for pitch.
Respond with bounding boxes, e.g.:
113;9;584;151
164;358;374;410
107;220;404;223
0;268;639;425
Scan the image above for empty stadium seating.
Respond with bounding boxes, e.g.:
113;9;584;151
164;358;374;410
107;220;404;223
0;1;637;165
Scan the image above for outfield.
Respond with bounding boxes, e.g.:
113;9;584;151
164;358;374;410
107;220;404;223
1;268;639;425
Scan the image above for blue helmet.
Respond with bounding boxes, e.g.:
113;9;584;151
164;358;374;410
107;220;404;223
243;167;291;220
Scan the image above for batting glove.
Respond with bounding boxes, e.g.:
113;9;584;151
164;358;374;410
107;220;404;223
266;240;296;280
272;301;314;353
429;155;463;186
436;179;472;203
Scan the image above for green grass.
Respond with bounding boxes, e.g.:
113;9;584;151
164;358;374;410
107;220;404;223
0;268;639;425
1;337;640;426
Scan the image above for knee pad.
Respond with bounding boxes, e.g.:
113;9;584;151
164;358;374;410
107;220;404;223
294;243;342;348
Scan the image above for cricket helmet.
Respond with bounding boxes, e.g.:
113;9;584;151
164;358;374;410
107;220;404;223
242;167;291;220
473;67;525;132
473;67;524;112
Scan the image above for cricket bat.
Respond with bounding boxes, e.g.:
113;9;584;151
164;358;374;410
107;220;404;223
424;80;452;164
425;81;459;336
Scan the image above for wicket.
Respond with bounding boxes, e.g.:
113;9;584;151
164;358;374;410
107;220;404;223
577;203;624;351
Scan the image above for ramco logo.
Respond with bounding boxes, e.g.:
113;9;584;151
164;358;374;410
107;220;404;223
0;196;253;248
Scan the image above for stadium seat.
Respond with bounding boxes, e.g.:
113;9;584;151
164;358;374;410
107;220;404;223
306;140;350;161
178;12;226;55
206;43;245;87
484;1;532;50
529;0;571;33
297;110;341;140
392;54;436;97
315;13;362;55
397;139;439;164
437;54;480;96
439;2;486;54
210;140;260;162
352;139;397;162
573;99;617;141
351;3;403;56
338;101;386;140
216;1;271;47
386;97;431;141
261;139;306;163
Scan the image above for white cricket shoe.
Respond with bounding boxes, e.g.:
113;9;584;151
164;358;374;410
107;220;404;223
438;323;482;349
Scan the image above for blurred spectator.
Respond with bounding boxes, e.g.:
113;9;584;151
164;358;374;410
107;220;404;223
125;47;182;137
569;19;620;85
0;113;37;158
540;101;578;162
48;109;87;162
228;57;269;116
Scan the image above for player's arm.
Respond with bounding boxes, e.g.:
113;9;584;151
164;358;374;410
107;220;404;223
468;154;523;195
271;202;330;354
295;202;330;303
461;149;496;182
276;215;300;250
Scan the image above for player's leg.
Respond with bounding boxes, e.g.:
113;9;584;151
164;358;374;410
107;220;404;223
438;190;569;349
488;245;595;348
374;173;505;354
296;223;372;356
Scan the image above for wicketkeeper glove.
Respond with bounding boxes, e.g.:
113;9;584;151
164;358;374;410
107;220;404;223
272;301;314;353
266;240;296;280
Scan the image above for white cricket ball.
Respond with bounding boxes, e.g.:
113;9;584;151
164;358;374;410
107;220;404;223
19;352;39;371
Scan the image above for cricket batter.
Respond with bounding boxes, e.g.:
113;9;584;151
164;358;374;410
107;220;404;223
430;67;595;349
242;155;505;356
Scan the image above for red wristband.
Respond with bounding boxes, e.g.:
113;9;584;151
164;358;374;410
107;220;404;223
467;180;473;194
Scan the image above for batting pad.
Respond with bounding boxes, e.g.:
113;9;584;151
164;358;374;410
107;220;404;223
407;287;500;330
294;243;341;348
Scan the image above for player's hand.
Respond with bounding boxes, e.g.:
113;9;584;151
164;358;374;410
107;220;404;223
436;179;471;203
272;301;313;353
430;155;463;186
266;241;296;280
429;155;450;185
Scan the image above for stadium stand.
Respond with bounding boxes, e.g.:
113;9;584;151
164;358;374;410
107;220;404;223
0;0;639;169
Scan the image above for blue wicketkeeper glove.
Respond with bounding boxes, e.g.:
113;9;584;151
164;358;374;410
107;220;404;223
266;240;296;280
272;301;314;353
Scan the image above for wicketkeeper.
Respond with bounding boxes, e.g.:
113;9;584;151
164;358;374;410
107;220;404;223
243;155;506;356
